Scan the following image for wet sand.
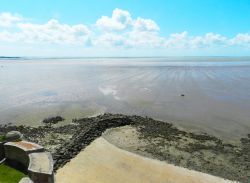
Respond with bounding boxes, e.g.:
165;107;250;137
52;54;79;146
56;137;238;183
1;58;250;141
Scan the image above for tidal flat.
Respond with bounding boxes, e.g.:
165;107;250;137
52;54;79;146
0;58;250;142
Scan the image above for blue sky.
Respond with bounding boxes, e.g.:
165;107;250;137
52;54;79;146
0;0;250;56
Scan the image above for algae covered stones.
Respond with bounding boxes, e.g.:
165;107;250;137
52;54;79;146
5;131;23;142
42;116;65;125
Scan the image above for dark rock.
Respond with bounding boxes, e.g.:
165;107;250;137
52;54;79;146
42;116;65;125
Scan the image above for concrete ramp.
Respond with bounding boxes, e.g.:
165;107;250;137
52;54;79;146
56;137;238;183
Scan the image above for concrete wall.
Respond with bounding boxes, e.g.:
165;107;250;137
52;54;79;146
4;144;30;167
29;172;54;183
0;142;5;161
3;141;54;183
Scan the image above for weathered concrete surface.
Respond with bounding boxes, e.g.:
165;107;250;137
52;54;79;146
0;142;5;161
28;152;53;174
56;137;238;183
4;141;44;167
28;152;54;183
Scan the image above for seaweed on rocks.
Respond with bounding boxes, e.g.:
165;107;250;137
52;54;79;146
53;115;134;170
42;116;65;125
0;113;249;182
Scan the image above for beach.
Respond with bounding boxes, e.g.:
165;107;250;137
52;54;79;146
0;58;250;142
0;58;250;182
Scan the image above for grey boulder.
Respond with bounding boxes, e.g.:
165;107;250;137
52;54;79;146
5;131;23;141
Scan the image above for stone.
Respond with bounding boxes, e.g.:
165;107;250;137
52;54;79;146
5;131;23;142
19;177;34;183
42;116;64;125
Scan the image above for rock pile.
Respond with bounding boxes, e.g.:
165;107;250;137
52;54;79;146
53;114;133;170
42;116;65;125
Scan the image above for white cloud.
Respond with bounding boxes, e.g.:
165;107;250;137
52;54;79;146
18;19;91;44
94;9;161;48
96;8;132;31
95;8;159;33
94;33;128;47
133;17;160;32
1;19;91;45
164;31;189;48
127;31;164;48
189;33;227;48
164;32;228;49
203;33;227;44
230;33;250;46
0;9;250;56
0;12;22;27
0;31;18;42
93;30;164;49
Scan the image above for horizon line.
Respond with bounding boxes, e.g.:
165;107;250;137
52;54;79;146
2;56;250;59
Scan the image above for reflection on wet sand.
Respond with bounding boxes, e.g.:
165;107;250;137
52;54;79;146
0;58;250;141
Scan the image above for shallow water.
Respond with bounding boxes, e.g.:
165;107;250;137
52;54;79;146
0;58;250;141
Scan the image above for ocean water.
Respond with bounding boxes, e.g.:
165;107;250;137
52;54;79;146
0;57;250;141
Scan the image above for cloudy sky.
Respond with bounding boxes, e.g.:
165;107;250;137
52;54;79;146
0;0;250;57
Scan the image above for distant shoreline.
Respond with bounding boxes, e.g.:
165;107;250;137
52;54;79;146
1;56;250;61
0;56;22;59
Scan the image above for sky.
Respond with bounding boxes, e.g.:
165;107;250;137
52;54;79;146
0;0;250;57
